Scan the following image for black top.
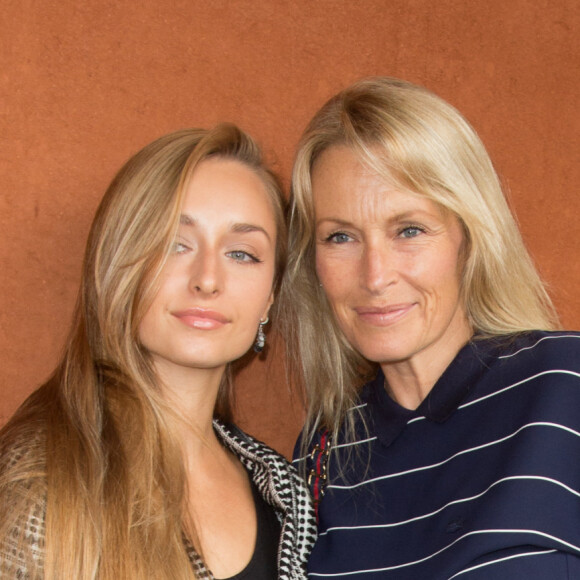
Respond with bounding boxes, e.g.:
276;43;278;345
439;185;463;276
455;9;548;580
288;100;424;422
218;481;281;580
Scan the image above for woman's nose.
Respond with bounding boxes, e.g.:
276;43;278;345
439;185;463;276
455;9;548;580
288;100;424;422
189;249;222;295
361;244;396;294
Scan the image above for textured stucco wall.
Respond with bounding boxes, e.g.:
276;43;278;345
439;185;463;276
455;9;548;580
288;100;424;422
1;0;578;457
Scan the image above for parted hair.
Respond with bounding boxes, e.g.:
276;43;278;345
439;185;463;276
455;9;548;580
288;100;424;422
0;124;286;579
281;76;559;447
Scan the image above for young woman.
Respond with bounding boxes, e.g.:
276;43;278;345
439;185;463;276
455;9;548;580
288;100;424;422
285;77;580;578
0;124;316;579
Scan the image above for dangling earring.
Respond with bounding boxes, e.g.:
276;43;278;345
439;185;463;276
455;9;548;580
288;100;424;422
253;317;269;353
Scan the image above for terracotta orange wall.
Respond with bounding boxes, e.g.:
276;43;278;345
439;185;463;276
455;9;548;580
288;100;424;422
1;0;578;457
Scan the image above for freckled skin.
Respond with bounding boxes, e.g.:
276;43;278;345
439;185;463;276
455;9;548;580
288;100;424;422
312;146;473;408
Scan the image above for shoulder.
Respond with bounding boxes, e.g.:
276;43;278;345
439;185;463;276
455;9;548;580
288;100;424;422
501;329;580;352
0;424;47;578
1;422;45;467
0;485;46;578
0;385;51;481
488;330;580;372
0;410;47;491
464;331;580;427
0;416;47;497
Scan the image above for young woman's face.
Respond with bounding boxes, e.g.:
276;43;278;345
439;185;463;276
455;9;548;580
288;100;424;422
312;145;472;376
139;157;277;378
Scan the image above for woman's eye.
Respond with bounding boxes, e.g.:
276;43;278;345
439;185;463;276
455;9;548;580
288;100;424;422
172;242;189;254
227;250;260;263
399;226;424;239
326;232;352;244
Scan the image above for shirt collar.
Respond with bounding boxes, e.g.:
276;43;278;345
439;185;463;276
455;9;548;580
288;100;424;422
361;337;504;447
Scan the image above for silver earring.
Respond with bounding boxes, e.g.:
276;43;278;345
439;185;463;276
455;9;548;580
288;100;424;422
253;317;269;353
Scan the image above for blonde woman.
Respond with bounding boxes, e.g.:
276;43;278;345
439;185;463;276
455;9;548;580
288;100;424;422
285;78;580;578
0;124;316;579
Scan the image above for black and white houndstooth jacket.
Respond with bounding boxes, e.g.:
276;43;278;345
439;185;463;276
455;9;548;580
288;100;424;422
186;421;317;579
0;420;317;579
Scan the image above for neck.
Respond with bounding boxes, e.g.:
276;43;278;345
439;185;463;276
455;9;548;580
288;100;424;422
382;359;447;410
381;319;473;410
153;359;226;454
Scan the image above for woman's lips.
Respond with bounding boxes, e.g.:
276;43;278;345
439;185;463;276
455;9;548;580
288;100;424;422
355;303;416;326
173;308;229;330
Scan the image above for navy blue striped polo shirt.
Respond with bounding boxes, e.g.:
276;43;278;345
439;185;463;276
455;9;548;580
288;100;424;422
294;331;580;579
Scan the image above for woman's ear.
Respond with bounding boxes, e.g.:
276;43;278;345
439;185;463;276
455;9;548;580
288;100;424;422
261;291;275;322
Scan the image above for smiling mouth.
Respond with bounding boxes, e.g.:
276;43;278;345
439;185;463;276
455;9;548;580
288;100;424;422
355;304;416;326
173;308;229;330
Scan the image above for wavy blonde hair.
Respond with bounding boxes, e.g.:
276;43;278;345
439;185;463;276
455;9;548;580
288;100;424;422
281;77;559;447
0;124;286;579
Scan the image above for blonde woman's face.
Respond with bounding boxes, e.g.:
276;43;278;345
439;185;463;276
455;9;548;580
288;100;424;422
312;146;472;381
139;158;276;381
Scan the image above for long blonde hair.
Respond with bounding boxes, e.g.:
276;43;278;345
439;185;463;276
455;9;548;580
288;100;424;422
281;77;559;447
0;124;286;579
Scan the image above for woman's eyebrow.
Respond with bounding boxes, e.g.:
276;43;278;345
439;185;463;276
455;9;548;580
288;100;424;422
179;214;195;226
230;222;272;242
316;217;352;227
316;209;437;227
179;214;271;242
